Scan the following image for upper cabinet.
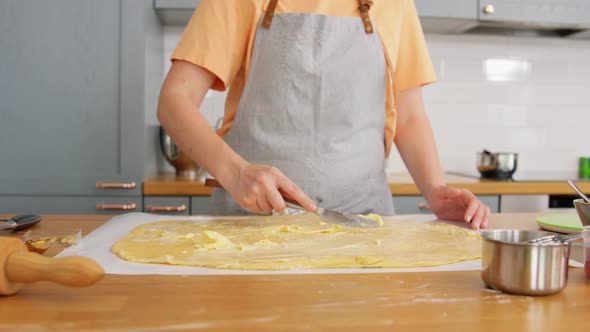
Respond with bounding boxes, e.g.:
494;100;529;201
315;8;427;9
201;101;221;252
414;0;478;33
154;0;590;37
478;0;590;29
0;0;163;213
154;0;199;26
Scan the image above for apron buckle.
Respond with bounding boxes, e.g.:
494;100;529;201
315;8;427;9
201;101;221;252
358;0;373;12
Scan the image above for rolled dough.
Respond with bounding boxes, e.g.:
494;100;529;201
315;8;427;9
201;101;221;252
111;215;481;270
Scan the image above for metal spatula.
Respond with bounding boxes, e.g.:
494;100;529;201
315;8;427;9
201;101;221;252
204;179;380;228
0;214;42;232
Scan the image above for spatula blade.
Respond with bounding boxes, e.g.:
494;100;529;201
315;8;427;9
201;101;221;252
318;209;380;228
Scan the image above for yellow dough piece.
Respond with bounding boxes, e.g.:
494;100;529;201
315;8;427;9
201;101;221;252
112;215;481;270
359;213;384;226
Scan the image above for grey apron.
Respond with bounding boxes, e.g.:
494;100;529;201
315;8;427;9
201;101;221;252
211;4;394;216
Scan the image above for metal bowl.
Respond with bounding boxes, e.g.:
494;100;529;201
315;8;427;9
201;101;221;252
480;229;570;296
477;150;518;179
158;126;201;179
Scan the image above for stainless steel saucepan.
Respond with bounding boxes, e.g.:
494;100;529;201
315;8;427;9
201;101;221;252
477;150;518;179
480;229;572;296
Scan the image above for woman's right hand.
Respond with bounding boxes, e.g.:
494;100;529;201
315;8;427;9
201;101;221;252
227;164;317;214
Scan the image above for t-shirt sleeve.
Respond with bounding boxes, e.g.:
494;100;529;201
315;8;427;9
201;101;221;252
171;0;255;91
395;0;437;91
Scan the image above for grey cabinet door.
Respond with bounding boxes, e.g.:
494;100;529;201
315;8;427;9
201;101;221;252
393;195;500;215
190;196;212;215
0;0;148;197
415;0;478;19
0;196;141;215
144;196;190;215
478;0;590;28
154;0;199;25
415;0;479;33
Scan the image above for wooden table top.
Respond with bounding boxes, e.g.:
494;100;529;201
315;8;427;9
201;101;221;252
1;214;589;331
143;172;590;196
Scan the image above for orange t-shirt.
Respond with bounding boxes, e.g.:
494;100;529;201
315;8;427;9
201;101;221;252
171;0;436;156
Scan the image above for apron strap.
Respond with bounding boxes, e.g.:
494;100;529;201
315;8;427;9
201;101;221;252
262;0;375;33
262;0;279;29
358;0;374;34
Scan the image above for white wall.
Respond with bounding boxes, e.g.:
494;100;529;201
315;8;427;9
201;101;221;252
401;33;590;174
163;26;590;174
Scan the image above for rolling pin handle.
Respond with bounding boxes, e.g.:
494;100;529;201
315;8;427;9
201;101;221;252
0;238;104;295
6;252;104;288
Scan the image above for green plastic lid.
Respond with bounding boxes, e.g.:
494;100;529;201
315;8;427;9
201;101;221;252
536;214;584;234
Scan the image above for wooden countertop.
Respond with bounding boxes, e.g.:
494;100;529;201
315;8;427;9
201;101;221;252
143;172;590;196
1;213;589;331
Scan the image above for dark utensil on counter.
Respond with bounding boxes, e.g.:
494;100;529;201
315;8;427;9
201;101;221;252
481;229;571;296
204;179;380;228
477;150;518;179
0;214;42;232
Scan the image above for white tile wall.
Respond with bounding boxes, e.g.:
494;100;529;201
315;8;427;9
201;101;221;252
163;27;590;174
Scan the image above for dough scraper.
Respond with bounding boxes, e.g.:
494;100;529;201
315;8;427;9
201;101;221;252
204;179;380;228
0;214;42;233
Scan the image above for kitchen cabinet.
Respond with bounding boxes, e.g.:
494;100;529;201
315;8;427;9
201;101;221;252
190;196;212;215
0;196;142;215
154;0;199;26
393;195;500;215
414;0;479;33
155;0;481;32
478;0;590;29
141;195;208;215
144;196;190;215
0;0;163;214
152;0;590;35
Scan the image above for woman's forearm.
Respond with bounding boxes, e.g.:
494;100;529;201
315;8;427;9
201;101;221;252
158;93;247;186
157;63;247;190
393;88;445;203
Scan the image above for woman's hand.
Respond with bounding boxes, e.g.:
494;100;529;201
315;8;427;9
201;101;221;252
427;185;490;230
226;164;317;214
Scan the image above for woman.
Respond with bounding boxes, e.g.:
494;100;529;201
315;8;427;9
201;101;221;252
157;0;490;229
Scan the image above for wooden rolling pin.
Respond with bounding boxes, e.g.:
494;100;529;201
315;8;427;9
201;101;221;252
0;237;104;296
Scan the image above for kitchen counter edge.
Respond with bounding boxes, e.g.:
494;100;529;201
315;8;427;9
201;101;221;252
143;173;590;196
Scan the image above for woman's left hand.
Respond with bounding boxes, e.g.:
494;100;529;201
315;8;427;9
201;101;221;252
427;185;490;230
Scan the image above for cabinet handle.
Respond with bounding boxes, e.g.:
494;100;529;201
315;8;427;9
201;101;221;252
418;203;431;210
96;203;137;211
482;4;495;14
146;205;187;212
96;182;136;189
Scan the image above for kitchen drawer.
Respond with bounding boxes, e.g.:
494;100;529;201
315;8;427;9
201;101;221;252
0;195;142;215
393;195;500;215
190;196;212;215
143;196;189;215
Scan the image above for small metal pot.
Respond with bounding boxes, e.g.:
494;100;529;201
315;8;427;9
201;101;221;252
477;150;518;179
159;126;201;178
480;229;570;296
